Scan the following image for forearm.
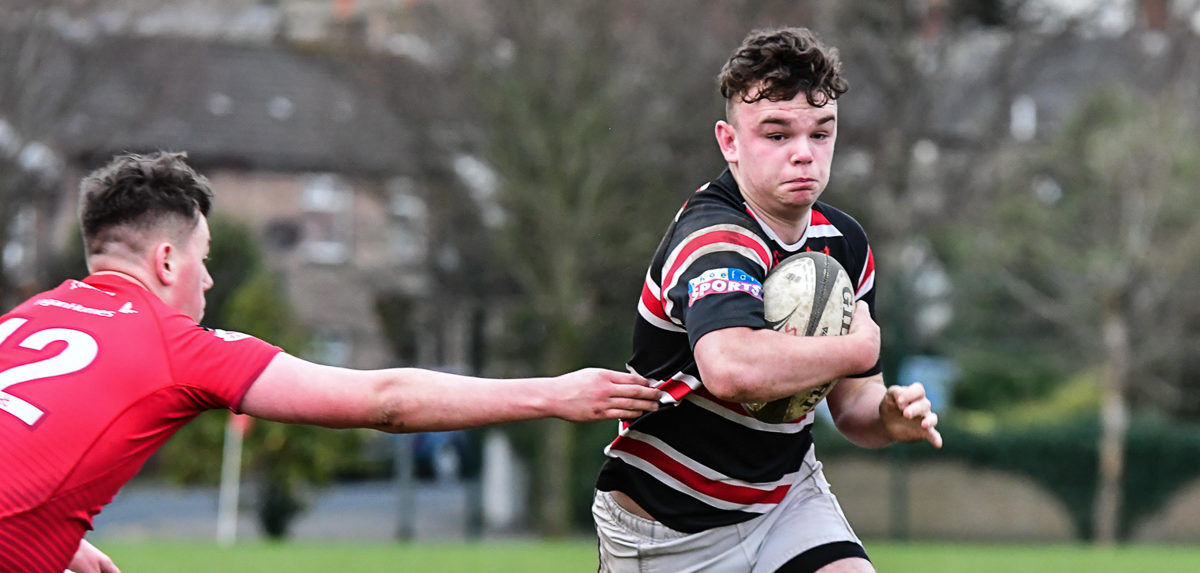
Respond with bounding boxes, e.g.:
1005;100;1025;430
828;375;894;448
241;355;659;431
828;375;944;449
241;357;558;432
370;369;556;432
695;327;877;403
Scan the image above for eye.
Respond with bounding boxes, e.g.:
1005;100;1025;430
766;133;787;142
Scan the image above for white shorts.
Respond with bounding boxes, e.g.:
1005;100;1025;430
593;448;863;573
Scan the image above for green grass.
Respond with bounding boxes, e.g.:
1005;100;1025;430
96;539;1200;572
870;542;1200;572
100;540;597;573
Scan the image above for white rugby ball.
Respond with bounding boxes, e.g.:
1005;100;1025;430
743;251;856;423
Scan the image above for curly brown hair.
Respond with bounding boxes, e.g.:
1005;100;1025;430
79;151;213;256
718;27;849;115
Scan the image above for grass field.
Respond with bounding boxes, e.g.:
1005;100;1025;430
97;539;1200;572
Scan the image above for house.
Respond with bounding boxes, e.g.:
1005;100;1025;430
31;31;475;372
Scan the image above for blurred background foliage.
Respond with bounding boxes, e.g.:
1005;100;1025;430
158;216;372;538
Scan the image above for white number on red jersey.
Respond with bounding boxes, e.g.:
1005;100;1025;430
0;317;99;426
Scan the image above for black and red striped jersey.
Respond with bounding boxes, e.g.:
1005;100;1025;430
596;168;879;533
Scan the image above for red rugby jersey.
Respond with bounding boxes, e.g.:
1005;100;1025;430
0;274;281;572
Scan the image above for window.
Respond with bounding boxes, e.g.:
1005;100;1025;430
386;177;427;264
309;328;351;367
301;174;352;265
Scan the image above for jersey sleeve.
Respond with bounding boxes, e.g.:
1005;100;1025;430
841;219;881;379
160;313;283;412
659;207;772;349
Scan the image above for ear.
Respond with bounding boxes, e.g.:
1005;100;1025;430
153;241;176;286
715;120;738;164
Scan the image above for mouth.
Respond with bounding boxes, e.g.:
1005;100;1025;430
783;177;818;189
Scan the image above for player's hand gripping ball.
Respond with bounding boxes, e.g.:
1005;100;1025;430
743;252;855;423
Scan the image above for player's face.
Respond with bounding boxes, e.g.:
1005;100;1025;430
716;93;838;225
170;216;214;322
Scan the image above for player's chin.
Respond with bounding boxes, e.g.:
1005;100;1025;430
779;196;819;214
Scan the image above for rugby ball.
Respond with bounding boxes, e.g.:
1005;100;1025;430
742;251;855;423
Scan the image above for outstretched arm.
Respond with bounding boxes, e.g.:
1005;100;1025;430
826;374;942;449
67;539;120;573
239;354;662;432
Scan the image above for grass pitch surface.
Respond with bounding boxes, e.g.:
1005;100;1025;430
99;539;1200;572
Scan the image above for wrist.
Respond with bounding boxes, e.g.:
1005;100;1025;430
876;395;901;445
843;334;878;377
529;377;558;419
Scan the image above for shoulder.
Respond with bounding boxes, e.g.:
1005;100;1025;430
812;202;866;234
812;202;869;245
674;175;758;236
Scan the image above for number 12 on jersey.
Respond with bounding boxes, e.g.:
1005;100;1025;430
0;317;99;426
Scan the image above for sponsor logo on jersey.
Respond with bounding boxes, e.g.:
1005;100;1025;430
212;329;253;342
69;280;115;296
687;268;762;306
117;302;138;314
34;298;116;317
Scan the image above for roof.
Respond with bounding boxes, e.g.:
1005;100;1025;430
53;35;432;176
839;30;1199;144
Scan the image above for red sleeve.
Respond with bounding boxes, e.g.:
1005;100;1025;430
159;312;283;412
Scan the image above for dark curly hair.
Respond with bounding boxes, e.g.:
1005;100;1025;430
718;27;849;115
79;151;213;256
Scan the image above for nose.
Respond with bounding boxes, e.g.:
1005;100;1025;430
790;140;814;165
202;267;214;291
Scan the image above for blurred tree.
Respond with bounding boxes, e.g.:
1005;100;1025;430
1;0;193;306
0;3;86;307
964;87;1200;543
204;217;264;325
817;0;1067;379
157;216;367;540
422;0;735;535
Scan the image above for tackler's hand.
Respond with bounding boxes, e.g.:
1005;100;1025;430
553;368;663;422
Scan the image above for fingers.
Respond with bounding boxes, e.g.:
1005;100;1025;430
586;398;658;422
69;539;121;573
902;395;932;419
886;382;943;447
621;385;665;401
853;300;871;318
569;369;664;421
612;395;660;413
887;382;927;415
604;371;654;386
593;369;664;401
926;426;944;449
605;408;656;419
848;302;875;333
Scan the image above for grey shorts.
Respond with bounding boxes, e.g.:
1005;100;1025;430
593;448;863;573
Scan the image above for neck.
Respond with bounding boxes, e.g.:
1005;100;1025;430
729;167;811;244
90;270;152;291
751;205;810;245
87;251;157;294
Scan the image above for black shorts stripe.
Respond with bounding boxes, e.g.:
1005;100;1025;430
775;541;870;573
